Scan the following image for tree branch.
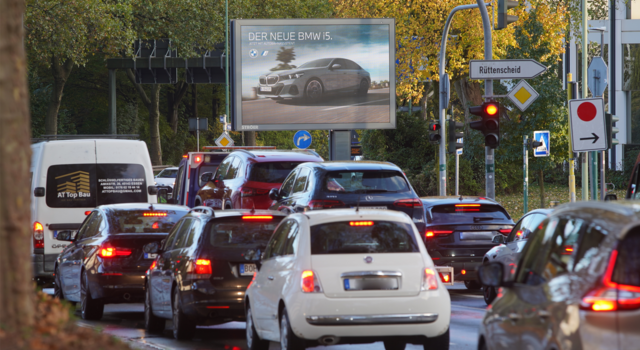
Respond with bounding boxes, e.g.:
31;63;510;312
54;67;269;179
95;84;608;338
126;69;151;107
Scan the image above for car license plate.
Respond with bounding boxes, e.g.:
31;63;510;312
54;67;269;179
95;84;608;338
144;253;157;259
459;231;494;240
240;264;256;276
343;277;398;291
259;87;272;92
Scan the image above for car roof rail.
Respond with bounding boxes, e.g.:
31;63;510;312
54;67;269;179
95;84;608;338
190;206;215;216
31;134;139;143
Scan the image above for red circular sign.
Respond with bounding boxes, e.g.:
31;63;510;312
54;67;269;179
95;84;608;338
577;102;597;122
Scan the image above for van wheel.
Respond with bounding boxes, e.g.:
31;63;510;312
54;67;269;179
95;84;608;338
384;340;406;350
483;285;497;305
280;306;305;350
464;280;482;290
81;270;103;320
246;304;269;350
145;281;165;333
172;288;196;340
423;328;449;350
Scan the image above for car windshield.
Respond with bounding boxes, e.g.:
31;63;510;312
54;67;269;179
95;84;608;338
429;204;511;223
207;217;283;249
298;58;333;68
324;170;409;193
248;162;302;183
106;209;188;234
310;221;419;254
157;169;178;178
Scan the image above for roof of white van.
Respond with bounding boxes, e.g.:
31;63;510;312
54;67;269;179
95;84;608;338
32;139;145;147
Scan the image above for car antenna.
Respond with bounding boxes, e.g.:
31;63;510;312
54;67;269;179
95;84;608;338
356;195;361;213
149;204;155;211
250;203;256;215
459;195;463;201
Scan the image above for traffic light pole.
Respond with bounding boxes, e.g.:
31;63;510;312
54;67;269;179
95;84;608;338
439;2;491;196
523;135;529;213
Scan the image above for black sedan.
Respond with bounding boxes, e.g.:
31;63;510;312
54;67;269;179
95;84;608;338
144;207;286;340
421;196;514;289
53;203;190;320
268;161;425;232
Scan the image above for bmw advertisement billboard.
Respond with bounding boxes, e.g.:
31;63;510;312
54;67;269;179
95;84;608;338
231;19;395;131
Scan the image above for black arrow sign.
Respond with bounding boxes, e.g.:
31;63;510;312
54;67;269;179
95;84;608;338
580;133;600;144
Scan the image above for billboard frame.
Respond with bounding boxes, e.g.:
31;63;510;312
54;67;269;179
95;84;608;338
231;18;396;132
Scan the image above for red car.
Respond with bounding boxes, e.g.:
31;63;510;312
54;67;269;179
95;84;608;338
194;150;323;210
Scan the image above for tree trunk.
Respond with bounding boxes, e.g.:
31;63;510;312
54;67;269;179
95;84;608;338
148;84;162;165
539;169;545;208
245;131;256;146
45;56;73;135
167;81;188;133
453;79;483;124
0;0;35;332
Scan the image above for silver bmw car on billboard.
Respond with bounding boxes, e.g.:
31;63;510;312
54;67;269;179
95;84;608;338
257;58;371;101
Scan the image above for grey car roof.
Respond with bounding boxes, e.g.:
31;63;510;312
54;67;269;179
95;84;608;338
550;200;640;239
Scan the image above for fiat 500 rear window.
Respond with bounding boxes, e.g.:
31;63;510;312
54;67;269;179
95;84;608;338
310;221;419;254
207;217;283;248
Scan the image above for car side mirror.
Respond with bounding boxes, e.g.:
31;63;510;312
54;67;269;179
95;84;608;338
200;172;213;186
148;185;158;195
34;187;45;197
331;63;341;69
478;262;504;287
144;242;160;254
268;188;281;201
492;235;506;244
56;230;75;242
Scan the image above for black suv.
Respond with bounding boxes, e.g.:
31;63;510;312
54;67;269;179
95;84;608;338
143;207;286;340
421;197;514;289
268;161;425;232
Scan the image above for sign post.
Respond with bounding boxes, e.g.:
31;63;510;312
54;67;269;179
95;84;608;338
456;137;462;196
523;135;528;214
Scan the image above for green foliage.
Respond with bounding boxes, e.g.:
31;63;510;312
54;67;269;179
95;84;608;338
28;69;76;137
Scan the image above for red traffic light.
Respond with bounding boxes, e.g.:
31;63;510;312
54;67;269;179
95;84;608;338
429;122;441;131
484;102;499;116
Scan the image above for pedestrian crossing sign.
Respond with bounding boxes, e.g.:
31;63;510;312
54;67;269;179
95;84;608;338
533;130;550;157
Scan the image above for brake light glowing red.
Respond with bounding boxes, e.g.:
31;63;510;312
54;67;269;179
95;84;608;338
183;155;188;158
461;269;467;275
499;229;511;235
350;221;374;226
242;215;273;220
456;209;480;212
33;222;44;249
148;260;157;272
423;268;438;290
206;306;230;309
195;156;202;163
302;270;316;293
143;212;167;217
455;204;481;207
393;198;423;208
84;211;92;215
516;230;523;237
195;259;212;274
99;246;132;258
426;230;453;238
439;272;451;283
152;222;159;229
580;250;640;312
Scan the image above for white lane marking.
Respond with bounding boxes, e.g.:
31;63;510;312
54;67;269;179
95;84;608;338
322;98;390;111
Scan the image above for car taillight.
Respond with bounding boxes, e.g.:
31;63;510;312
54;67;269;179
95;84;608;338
394;198;423;208
84;211;92;215
147;260;157;274
426;230;453;238
242;215;273;220
248;272;257;289
499;229;511;235
33;222;44;249
439;272;451;283
350;221;373;226
195;259;212;274
580;250;640;312
562;245;574;255
301;270;323;293
455;204;480;212
422;268;438;290
308;200;344;210
240;187;270;197
99;245;132;258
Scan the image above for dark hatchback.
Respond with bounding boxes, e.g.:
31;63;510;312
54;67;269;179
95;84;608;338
268;161;425;232
144;207;286;340
53;203;190;320
421;197;514;289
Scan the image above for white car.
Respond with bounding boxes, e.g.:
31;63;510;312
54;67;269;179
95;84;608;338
244;209;451;350
154;166;178;187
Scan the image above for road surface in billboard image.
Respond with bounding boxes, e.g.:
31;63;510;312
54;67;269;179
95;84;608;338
235;20;393;130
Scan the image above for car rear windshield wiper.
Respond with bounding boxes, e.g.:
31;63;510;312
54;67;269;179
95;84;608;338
353;189;391;194
473;217;494;222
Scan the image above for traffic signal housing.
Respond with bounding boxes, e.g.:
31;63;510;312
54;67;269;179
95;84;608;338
469;101;501;148
497;0;519;30
447;119;464;154
606;113;619;149
428;121;441;144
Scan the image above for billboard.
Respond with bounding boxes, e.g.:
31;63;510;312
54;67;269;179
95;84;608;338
231;19;395;131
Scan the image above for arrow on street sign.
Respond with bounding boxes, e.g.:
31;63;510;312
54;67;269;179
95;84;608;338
469;59;547;80
569;98;607;152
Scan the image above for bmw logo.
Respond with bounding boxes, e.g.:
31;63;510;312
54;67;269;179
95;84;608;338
364;256;373;264
249;49;258;58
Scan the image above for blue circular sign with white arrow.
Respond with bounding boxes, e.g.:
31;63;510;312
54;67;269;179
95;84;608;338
293;130;312;149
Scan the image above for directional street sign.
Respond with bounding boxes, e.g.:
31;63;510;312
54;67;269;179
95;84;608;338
469;59;547;80
507;80;539;112
293;130;312;149
588;57;608;97
533;130;550;157
569;98;607;152
456;138;463;155
215;132;234;147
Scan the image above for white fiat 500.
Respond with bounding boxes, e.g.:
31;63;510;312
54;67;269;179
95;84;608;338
244;209;451;350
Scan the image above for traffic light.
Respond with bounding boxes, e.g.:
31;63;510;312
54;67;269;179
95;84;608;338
469;101;501;148
497;0;519;30
606;113;619;149
447;119;464;154
428;121;441;144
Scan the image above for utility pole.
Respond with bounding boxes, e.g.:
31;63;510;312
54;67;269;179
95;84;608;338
224;0;229;130
581;0;589;201
567;73;576;202
523;135;529;213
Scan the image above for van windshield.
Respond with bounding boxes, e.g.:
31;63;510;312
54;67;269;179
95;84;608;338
46;164;147;208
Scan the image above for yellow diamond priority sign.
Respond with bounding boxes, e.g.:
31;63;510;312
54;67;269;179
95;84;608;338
215;132;234;147
507;80;539;112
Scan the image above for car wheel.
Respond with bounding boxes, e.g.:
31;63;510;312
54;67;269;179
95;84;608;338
357;79;369;95
144;282;165;333
305;79;323;100
172;287;196;340
246;304;269;350
383;340;407;350
483;285;497;305
80;270;103;320
423;327;449;350
464;280;482;290
280;306;305;350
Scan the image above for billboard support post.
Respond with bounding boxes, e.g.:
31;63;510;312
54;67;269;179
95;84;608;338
439;2;490;196
330;130;351;160
224;0;229;127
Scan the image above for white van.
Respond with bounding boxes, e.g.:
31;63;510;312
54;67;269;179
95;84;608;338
31;139;157;285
